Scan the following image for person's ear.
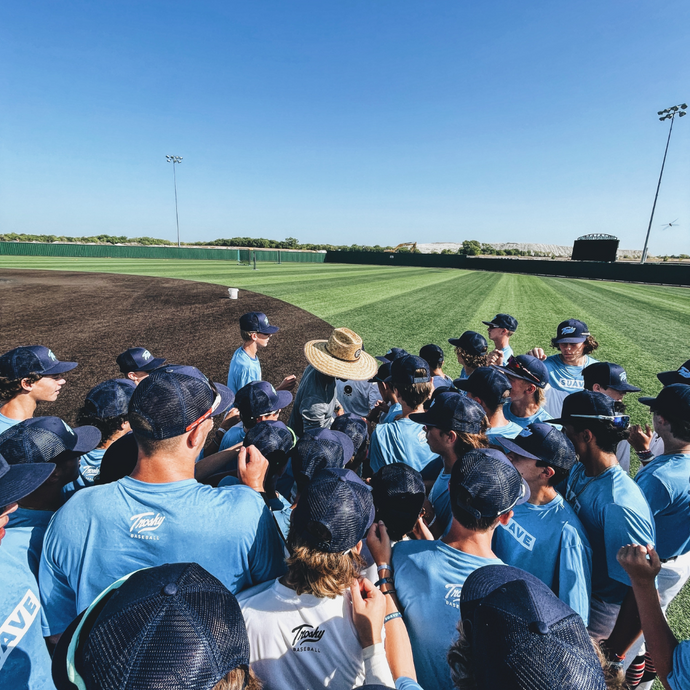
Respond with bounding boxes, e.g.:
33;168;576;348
352;540;363;555
542;465;556;481
187;420;212;449
498;510;513;525
20;378;35;392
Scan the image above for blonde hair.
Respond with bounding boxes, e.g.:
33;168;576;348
212;668;262;690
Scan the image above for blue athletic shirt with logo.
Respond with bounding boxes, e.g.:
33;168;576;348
486;421;523;441
62;448;107;497
0;548;55;690
4;508;54;579
39;476;287;636
392;539;503;690
565;463;655;605
635;453;690;560
492;494;593;624
502;402;553;429
543;354;598;417
227;346;262;394
369;418;438;474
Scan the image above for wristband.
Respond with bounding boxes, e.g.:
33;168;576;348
384;612;402;624
382;589;397;596
375;577;394;588
599;640;625;668
636;450;653;460
376;564;392;573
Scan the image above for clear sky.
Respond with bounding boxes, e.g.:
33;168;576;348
1;1;688;254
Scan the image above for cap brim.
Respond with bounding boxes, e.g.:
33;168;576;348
257;325;280;334
72;426;103;454
375;355;390;363
638;397;656;408
274;390;293;410
408;411;439;427
453;379;471;392
607;383;641;393
42;361;78;376
212;382;235;414
304;341;379;381
447;338;461;346
657;371;681;386
495;436;542;462
138;357;167;372
553;337;587;344
0;463;56;506
52;610;86;690
481;321;496;328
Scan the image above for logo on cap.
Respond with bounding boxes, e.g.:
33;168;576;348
142;350;152;361
354;349;361;359
519;427;533;437
620;371;627;381
560;326;576;335
61;420;75;437
48;350;58;362
679;367;690;379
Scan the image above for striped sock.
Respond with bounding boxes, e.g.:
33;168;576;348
625;655;646;686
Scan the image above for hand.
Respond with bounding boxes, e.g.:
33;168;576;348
486;350;504;367
527;347;547;360
367;400;388;423
0;502;18;544
411;515;434;541
237;445;269;492
276;375;297;392
628;424;654;453
350;578;385;648
220;407;241;431
367;521;392;566
617;544;661;585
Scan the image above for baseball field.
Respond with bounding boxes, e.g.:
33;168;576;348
1;255;689;653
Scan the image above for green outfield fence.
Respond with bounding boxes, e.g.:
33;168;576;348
325;251;690;286
0;242;326;263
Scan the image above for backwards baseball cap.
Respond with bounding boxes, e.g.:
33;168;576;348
331;413;368;457
234;380;292;419
448;331;488;356
370;463;425;541
83;379;136;420
548;390;629;428
0;449;55;508
292;428;354;491
454;367;512;409
52;563;250;690
639;383;690;422
116;347;166;374
409;390;486;434
243;420;295;459
582;362;640;393
291;467;375;553
656;359;690;386
239;311;279;334
128;365;234;440
419;344;445;368
450;448;528;521
482;313;518;332
375;347;409;363
554;319;590;344
0;346;77;379
0;417;101;465
460;565;607;690
497;423;577;472
387;354;431;387
497;355;548;389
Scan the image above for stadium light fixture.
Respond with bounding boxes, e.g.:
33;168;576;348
641;105;686;264
166;155;183;248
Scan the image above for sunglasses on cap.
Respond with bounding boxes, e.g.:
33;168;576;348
569;414;630;429
185;380;223;432
504;356;541;386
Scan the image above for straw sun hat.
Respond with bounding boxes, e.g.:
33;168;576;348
304;328;378;381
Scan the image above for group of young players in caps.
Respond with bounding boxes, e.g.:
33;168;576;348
0;309;689;690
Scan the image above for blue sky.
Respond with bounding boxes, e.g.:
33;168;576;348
1;1;688;254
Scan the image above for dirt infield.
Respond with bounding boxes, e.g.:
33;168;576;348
0;269;333;425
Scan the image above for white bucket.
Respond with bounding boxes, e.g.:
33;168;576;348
228;288;239;299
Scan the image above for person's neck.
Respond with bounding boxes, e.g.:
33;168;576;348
492;335;509;350
485;405;509;429
243;341;259;358
441;449;459;474
130;453;196;483
442;520;496;558
527;483;557;506
560;353;586;367
659;434;690;456
431;367;444;378
98;427;130;450
464;364;476;376
510;397;540;418
0;395;37;422
19;486;62;512
400;400;424;419
580;447;618;477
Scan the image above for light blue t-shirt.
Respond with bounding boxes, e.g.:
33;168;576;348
0;411;21;435
502;402;553;429
392;539;503;690
396;679;423;690
635;453;690;560
543;354;598;417
486;421;523;441
429;471;453;537
500;344;514;362
380;402;402;424
669;639;690;690
0;548;55;690
369;418;439;474
39;476;287;636
4;507;54;579
492;494;593;624
219;424;246;451
63;448;107;497
227;346;262;394
336;379;380;417
565;463;655;605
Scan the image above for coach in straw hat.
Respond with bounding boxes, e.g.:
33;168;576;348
289;328;378;437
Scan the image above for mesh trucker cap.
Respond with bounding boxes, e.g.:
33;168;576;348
409;390;486;434
386;354;431;386
496;423;577;472
0;450;54;507
548;390;629;428
0;417;101;465
375;347;409;363
497;355;549;389
291;428;354;490
239;311;279;334
370;463;425;541
97;432;138;485
331;413;368;456
582;362;640;393
554;319;590;344
116;347;166;374
234;380;292;418
460;565;607;690
482;313;518;332
419;344;445;368
83;379;136;419
657;359;690;386
454;367;512;409
450;448;529;520
243;420;295;458
0;345;77;379
639;383;690;422
448;331;488;356
128;365;234;440
291;467;375;553
52;562;250;690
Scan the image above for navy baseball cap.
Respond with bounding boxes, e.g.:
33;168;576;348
410;390;486;433
448;331;488;356
331;413;368;457
497;423;577;472
454;367;512;409
116;347;166;374
369;361;392;383
97;432;138;485
387;354;431;386
291;467;375;553
419;344;445;368
0;449;55;508
52;563;250;690
0;346;77;379
548;390;629;427
83;379;136;419
582;362;640;393
243;420;295;458
554;319;590;344
461;565;607;690
375;347;409;363
639;383;690;422
291;428;354;491
128;365;234;440
0;417;101;465
370;463;425;541
239;311;279;334
657;359;690;386
234;380;292;418
497;355;548;389
482;313;518;332
450;448;528;521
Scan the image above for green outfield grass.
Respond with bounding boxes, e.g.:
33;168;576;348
2;255;690;657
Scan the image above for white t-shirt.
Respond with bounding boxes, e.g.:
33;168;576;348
238;579;392;690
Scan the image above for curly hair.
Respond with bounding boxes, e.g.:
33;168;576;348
0;373;42;401
212;669;262;690
75;409;128;446
452;428;489;458
551;335;599;355
455;347;488;371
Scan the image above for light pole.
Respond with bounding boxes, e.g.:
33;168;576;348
166;155;183;248
641;104;687;264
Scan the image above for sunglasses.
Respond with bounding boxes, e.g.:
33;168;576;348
569;414;630;429
505;356;542;386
